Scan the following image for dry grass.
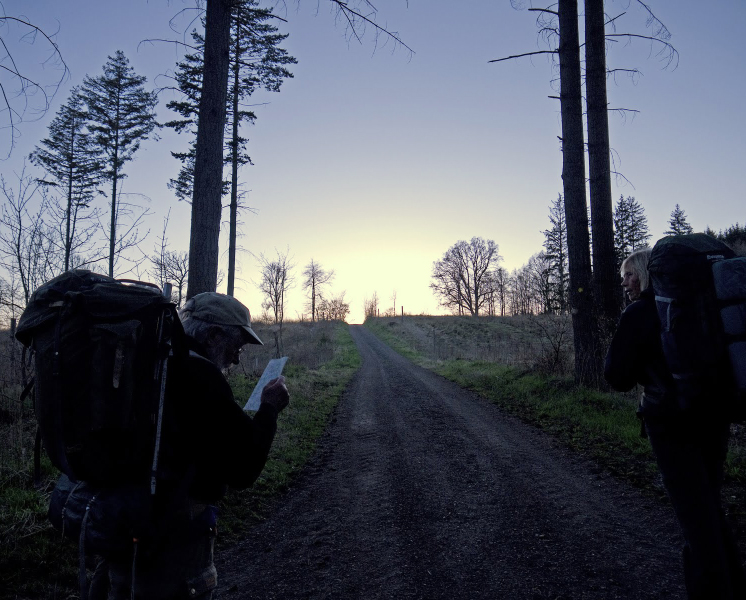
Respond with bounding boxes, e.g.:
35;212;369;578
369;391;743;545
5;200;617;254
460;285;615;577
235;319;340;376
368;313;576;377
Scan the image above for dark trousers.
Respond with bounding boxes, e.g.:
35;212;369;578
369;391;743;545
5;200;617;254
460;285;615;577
645;414;746;600
103;533;216;600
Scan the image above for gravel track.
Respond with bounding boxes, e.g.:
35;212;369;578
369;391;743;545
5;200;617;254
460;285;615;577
215;324;686;599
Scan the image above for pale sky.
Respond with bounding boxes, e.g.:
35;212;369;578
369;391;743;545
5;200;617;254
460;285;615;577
2;0;744;323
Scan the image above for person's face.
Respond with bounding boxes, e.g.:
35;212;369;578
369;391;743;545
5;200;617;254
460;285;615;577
621;268;641;301
208;326;247;370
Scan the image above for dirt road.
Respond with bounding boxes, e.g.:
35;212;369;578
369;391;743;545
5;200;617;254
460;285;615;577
216;325;686;599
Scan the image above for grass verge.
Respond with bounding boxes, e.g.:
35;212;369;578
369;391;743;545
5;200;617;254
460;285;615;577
217;323;360;545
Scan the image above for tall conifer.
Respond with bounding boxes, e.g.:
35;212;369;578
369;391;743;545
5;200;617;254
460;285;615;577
82;50;158;277
665;204;694;236
30;87;103;271
613;195;651;265
167;0;295;294
543;194;570;314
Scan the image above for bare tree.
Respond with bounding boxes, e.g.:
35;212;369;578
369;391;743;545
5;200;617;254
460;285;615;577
492;2;595;381
508;266;532;316
302;258;334;321
363;291;379;319
584;0;675;329
430;237;502;317
150;213;189;305
318;290;350;321
45;194;104;272
0;168;55;312
256;247;295;326
493;267;509;317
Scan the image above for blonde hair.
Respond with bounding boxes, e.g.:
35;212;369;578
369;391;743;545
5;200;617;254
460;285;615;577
620;247;652;291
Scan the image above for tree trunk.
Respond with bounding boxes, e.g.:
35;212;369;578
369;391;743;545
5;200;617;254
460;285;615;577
585;0;617;332
187;0;231;299
558;0;600;385
65;162;73;272
311;279;316;322
109;103;121;278
109;169;117;278
227;26;240;297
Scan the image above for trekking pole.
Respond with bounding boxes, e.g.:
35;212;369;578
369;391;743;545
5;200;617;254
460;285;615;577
150;283;173;495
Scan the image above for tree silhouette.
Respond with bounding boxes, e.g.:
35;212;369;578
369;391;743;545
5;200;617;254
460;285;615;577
613;195;651;265
30;87;103;271
256;247;295;326
543;194;570;314
167;2;295;295
585;0;616;327
302;259;334;321
431;237;502;317
665;204;694;236
0;168;54;308
187;0;411;299
492;0;676;385
81;50;158;277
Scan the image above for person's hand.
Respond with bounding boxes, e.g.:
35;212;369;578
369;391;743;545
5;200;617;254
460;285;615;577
260;375;289;412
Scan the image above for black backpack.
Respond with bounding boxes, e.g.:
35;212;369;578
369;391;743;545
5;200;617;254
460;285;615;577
15;269;183;488
648;234;746;415
15;270;189;587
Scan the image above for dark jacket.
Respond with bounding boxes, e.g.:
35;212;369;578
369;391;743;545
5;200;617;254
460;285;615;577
604;288;677;415
159;336;279;503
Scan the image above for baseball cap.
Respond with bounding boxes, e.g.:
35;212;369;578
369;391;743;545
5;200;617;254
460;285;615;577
181;292;263;345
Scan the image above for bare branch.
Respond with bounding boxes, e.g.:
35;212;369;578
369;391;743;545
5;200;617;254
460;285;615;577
606;33;679;69
609;107;640;115
138;38;201;54
0;14;69;158
634;0;672;41
326;0;415;55
528;8;559;17
605;12;626;29
489;50;557;64
611;169;635;189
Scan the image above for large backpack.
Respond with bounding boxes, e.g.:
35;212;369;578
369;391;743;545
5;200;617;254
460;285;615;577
15;271;190;597
15;269;183;489
648;234;746;415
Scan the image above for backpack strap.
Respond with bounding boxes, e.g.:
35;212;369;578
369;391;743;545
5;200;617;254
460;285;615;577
654;295;674;330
